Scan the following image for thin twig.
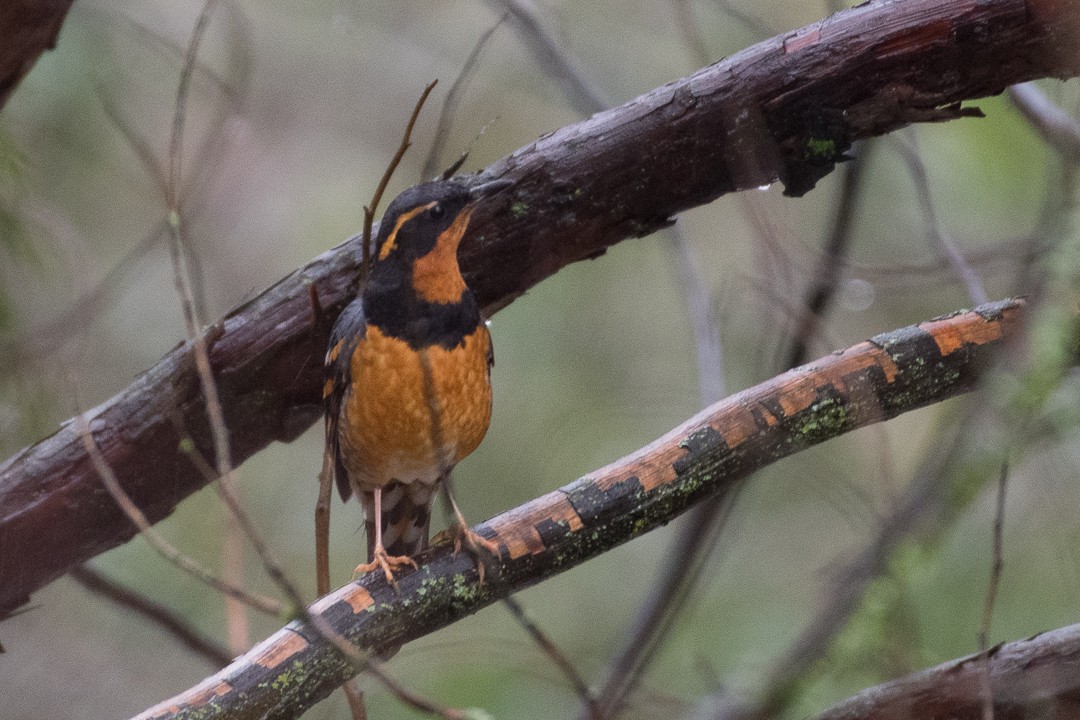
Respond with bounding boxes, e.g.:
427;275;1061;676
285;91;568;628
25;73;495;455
784;145;869;368
162;0;376;684
372;669;472;720
489;0;607;116
495;6;739;714
673;0;712;68
343;680;368;720
713;0;776;40
72;412;282;615
690;404;983;720
362;79;439;269
167;0;222;211
668;226;726;404
422;16;506;181
592;487;740;720
894;132;989;306
69;564;233;668
503;596;596;711
1008;83;1080;162
980;459;1009;720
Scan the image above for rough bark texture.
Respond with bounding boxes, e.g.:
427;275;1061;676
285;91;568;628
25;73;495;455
2;0;1080;615
0;0;75;108
812;623;1080;720
130;300;1034;720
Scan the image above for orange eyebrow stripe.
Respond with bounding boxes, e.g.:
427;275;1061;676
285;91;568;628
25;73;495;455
377;202;436;260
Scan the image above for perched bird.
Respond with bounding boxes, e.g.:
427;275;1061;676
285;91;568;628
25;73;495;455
323;177;507;585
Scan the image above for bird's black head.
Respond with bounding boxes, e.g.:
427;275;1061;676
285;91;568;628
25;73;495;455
374;180;473;264
373;176;511;264
367;176;509;305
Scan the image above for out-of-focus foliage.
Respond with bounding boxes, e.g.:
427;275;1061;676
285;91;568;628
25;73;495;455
2;1;1080;719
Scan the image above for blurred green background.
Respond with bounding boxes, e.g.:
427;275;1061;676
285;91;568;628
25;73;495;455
2;1;1079;718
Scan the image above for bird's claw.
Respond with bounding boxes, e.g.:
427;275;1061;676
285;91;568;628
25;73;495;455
450;525;500;585
354;546;418;590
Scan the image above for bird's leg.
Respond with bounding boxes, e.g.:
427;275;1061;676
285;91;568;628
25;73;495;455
442;478;500;585
354;487;417;588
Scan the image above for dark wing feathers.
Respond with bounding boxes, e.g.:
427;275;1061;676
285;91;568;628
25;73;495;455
324;297;366;502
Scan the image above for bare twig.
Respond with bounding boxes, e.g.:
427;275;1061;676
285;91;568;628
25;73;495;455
362;80;439;268
343;680;367;720
980;459;1009;720
673;0;712;69
592;487;740;720
489;0;606;116
504;596;596;711
72;413;282;615
422;16;506;181
668;227;726;404
496;7;738;711
1008;83;1080;162
69;564;233;668
894;132;989;306
161;5;379;686
784;145;870;368
713;0;776;40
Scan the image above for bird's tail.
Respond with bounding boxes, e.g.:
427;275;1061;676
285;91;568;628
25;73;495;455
362;482;438;561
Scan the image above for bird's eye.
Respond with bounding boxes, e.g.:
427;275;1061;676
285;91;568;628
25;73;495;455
429;203;445;220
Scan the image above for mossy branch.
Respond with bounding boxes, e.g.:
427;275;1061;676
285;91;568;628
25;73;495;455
131;300;1053;720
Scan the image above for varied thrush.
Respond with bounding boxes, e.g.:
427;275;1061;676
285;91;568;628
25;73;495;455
323;177;508;585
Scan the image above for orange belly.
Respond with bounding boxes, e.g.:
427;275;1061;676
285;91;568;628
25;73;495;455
339;323;492;492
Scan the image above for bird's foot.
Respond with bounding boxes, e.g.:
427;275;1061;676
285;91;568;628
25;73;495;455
354;545;418;589
449;525;500;585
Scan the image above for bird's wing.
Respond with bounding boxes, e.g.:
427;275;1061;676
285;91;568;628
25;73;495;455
324;297;367;502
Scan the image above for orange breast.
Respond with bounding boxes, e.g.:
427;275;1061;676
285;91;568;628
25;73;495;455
339;324;493;492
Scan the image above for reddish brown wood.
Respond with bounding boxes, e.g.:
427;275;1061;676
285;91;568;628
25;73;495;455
2;0;1079;616
0;0;75;108
812;624;1080;720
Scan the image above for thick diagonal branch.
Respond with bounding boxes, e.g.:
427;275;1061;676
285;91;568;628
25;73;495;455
1;0;1078;616
132;300;1046;720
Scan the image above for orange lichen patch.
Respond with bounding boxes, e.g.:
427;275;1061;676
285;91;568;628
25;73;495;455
805;342;901;392
922;312;1003;357
378;203;435;260
412;205;473;303
716;404;759;448
487;492;583;558
143;679;231;717
865;343;900;383
783;25;820;53
340;585;376;614
341;324;492;489
309;585;375;615
776;372;820;417
594;435;681;493
252;629;309;669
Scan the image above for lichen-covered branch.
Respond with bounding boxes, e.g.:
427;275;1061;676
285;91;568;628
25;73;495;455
2;0;1079;616
132;299;1041;720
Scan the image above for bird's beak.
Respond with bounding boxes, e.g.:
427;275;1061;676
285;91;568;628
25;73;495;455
469;177;513;199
